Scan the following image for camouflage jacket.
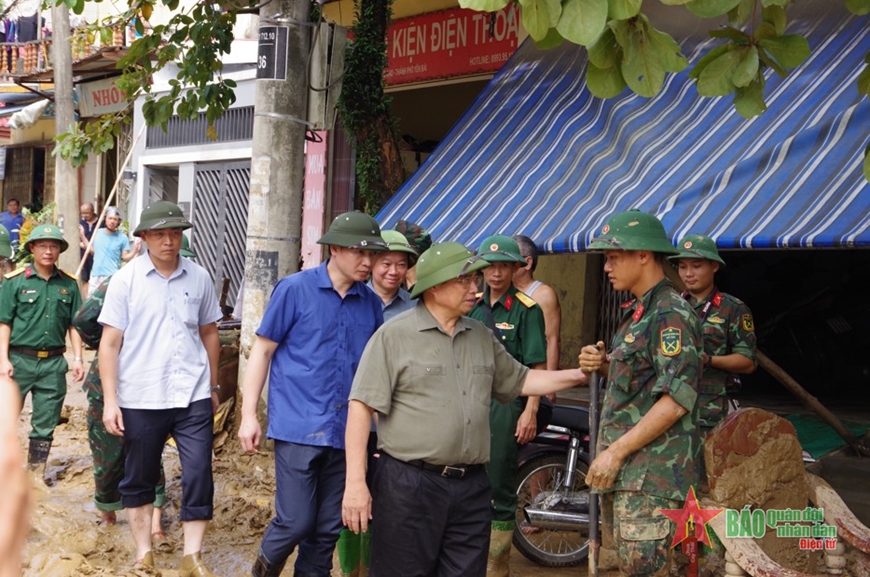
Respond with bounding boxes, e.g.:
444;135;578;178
599;278;702;501
72;277;111;399
686;289;757;429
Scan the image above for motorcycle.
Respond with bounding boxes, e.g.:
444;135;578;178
513;403;593;568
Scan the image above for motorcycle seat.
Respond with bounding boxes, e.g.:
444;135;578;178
548;404;589;432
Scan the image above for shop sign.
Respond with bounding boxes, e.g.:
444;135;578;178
301;132;328;269
78;77;128;118
385;4;520;86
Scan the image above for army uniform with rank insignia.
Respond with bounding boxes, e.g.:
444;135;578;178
72;277;166;517
0;224;84;469
580;211;702;577
468;234;547;577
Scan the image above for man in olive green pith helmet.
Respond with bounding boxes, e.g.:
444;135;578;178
468;234;548;577
239;211;387;577
578;209;702;576
99;200;224;576
0;223;85;479
668;234;757;433
343;241;589;577
367;229;418;322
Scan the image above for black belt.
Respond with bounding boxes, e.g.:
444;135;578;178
402;457;484;479
9;346;66;359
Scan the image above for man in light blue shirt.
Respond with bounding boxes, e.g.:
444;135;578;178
99;201;222;577
239;211;386;577
366;230;418;322
89;207;140;297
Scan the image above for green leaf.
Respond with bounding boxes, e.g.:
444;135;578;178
761;5;788;35
696;48;743;96
658;0;692;4
709;27;749;44
757;46;788;77
535;27;565;50
846;0;870;15
857;61;870;97
557;0;608;46
519;0;561;41
686;0;742;18
732;46;758;87
586;61;627;97
459;0;511;10
758;34;811;69
689;43;734;79
727;0;754;26
620;17;666;97
588;26;620;69
760;0;790;6
607;0;641;20
734;75;767;118
647;25;688;73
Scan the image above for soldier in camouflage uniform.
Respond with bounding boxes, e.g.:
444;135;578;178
579;210;702;576
669;234;757;434
73;277;166;528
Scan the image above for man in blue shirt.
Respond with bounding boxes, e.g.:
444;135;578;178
88;207;140;297
239;211;387;577
0;199;24;253
366;230;417;322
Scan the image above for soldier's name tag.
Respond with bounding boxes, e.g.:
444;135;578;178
660;327;682;357
741;314;754;332
21;289;37;294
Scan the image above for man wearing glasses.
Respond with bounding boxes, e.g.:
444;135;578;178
0;224;85;476
342;242;588;577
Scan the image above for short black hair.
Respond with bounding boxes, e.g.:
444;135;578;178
513;235;539;272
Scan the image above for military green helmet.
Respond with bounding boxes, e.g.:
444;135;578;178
588;209;678;255
317;211;387;251
133;200;192;237
180;234;197;259
668;234;725;266
476;234;524;263
25;223;69;253
0;224;11;259
381;229;418;265
410;242;490;299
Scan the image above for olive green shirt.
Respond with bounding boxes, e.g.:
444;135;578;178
349;300;529;465
0;265;82;349
468;285;547;367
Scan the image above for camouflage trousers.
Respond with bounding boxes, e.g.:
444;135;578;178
601;491;679;576
87;390;165;511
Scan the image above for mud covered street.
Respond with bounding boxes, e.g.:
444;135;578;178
17;354;586;577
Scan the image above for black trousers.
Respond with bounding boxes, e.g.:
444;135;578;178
370;454;491;577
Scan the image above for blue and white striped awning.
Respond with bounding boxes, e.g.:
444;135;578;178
377;3;870;251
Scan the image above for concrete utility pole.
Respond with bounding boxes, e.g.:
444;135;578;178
51;6;79;273
238;0;312;389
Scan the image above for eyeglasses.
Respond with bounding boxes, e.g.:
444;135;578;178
30;242;61;252
453;274;480;288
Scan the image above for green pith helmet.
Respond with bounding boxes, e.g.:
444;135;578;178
410;242;491;299
133;201;192;237
394;219;433;253
476;234;524;263
0;224;11;258
180;234;197;259
668;233;726;266
25;224;69;253
317;211;387;251
588;209;679;255
381;229;418;265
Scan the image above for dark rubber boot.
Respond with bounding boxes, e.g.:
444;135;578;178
27;439;51;469
251;551;286;577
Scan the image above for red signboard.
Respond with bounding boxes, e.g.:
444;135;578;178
301;132;328;270
385;4;520;86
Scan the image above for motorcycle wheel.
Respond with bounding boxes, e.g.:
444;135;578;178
513;452;591;568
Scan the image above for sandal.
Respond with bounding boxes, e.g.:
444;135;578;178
152;530;174;554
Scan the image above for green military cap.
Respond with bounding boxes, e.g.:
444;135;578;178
25;223;69;253
588;209;679;255
318;211;387;251
668;233;725;266
410;242;490;299
476;234;524;263
133;200;192;237
394;219;433;253
381;229;418;265
180;234;197;259
0;224;11;258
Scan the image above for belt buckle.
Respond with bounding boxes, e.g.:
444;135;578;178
37;350;49;359
441;465;466;478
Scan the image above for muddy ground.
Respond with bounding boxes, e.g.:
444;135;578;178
17;353;587;577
